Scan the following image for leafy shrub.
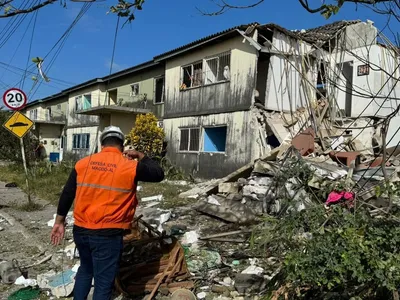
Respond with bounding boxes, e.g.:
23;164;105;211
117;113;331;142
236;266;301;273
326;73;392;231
125;113;165;158
254;205;400;299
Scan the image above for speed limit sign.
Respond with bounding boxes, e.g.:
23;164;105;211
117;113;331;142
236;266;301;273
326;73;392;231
3;88;27;110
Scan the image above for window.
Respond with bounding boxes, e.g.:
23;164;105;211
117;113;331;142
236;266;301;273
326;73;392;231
179;128;200;152
131;83;140;97
357;64;369;76
155;77;165;104
181;61;203;88
72;134;90;150
204;52;231;85
57;104;61;109
203;126;227;152
83;94;92;109
30;109;37;120
75;95;83;111
180;52;231;90
46;107;51;121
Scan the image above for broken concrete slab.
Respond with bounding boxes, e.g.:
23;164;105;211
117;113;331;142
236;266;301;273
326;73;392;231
218;182;239;194
194;197;258;224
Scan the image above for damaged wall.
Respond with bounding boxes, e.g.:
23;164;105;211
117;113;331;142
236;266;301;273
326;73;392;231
163;110;260;179
164;35;258;118
264;30;315;112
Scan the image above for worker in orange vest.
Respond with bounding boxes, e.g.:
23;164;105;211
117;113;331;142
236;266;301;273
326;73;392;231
50;126;164;300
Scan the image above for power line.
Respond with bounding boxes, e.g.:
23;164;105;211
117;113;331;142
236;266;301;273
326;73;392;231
21;5;39;90
28;2;93;99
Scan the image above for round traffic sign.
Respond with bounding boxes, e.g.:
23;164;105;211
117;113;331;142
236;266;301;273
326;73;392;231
3;88;27;110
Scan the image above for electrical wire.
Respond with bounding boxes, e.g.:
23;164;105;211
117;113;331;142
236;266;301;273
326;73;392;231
21;5;39;90
28;2;93;100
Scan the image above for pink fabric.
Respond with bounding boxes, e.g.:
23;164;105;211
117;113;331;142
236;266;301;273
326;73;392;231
326;190;354;205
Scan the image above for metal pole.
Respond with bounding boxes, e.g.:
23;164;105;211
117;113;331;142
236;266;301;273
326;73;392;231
19;138;31;203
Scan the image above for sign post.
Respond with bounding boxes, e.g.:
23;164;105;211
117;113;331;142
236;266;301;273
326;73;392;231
2;88;32;203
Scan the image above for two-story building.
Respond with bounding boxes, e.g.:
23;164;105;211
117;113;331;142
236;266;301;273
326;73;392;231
23;61;165;160
22;19;399;178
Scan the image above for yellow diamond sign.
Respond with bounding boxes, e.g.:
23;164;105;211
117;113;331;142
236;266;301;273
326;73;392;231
3;111;34;139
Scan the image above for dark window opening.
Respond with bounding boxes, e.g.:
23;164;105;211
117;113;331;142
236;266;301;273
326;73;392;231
155;77;165;104
204;126;227;152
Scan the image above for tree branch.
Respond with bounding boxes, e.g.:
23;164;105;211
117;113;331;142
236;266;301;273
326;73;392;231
0;0;57;18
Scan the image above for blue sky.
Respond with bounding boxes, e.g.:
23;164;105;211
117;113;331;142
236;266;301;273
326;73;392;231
0;0;397;102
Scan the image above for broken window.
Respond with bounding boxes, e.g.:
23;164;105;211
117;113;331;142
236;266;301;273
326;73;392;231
73;133;90;150
155;77;165;104
131;83;140;97
204;52;231;85
203;126;227;152
181;61;203;88
179;128;200;152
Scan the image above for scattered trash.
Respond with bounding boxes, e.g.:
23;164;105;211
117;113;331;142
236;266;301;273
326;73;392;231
141;194;164;202
14;276;37;287
47;268;77;298
7;286;41;300
185;248;222;274
5;182;17;188
197;291;207;299
181;231;199;246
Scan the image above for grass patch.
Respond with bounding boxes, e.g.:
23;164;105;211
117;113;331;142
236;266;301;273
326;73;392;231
16;201;43;212
0;163;72;204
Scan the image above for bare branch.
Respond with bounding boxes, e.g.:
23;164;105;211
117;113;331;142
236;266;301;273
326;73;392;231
0;0;57;18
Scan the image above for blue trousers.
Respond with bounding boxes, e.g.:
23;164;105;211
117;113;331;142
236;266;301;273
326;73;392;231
73;232;123;300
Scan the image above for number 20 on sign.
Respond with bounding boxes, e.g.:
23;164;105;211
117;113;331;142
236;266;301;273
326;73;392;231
3;88;27;110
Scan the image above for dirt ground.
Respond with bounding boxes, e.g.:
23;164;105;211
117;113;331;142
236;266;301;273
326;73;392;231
0;180;65;299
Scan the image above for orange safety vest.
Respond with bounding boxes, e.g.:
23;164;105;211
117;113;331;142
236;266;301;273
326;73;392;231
73;147;138;230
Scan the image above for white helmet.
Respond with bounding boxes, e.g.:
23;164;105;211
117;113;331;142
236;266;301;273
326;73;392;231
100;126;125;143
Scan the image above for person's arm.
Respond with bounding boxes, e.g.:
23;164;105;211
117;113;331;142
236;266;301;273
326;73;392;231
51;168;77;246
123;150;164;182
136;156;165;182
56;168;77;223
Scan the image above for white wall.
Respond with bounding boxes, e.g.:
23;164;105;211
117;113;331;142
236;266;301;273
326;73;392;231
329;44;400;117
65;126;99;156
265;30;315;112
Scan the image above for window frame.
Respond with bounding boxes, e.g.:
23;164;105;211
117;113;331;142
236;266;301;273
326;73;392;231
202;125;228;153
72;133;90;150
154;76;165;104
178;127;201;153
131;83;140;97
180;51;231;91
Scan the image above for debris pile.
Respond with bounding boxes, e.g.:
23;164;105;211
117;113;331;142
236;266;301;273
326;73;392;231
116;216;193;298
